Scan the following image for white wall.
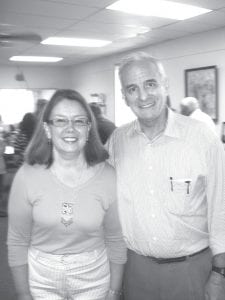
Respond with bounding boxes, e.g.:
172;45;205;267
70;26;225;135
70;58;117;121
0;65;72;89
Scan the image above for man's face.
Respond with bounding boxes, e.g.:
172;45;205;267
121;60;168;124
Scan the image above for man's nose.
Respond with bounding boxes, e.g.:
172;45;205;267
139;87;148;101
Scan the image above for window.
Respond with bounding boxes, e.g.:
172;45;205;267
0;89;35;124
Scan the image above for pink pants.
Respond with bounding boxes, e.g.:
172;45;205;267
28;247;110;300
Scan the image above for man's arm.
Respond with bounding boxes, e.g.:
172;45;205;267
213;253;225;267
205;136;225;300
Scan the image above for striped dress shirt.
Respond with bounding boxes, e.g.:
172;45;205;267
107;109;225;258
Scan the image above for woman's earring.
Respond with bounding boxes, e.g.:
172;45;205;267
86;125;91;142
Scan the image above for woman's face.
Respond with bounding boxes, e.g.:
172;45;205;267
47;99;90;159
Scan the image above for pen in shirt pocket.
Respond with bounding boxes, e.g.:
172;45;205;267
169;177;173;191
169;177;192;194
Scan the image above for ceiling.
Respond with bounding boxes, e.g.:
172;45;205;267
1;0;225;67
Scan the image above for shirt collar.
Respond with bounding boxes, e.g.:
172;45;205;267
164;109;181;138
127;108;181;139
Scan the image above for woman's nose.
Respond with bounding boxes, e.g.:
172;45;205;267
65;120;78;132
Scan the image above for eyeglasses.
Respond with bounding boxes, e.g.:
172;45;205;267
48;116;90;129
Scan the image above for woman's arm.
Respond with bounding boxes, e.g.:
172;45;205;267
10;264;33;300
101;165;127;298
7;166;33;298
103;198;127;299
106;262;124;300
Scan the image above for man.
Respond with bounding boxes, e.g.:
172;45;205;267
180;96;217;134
107;52;225;300
89;102;116;144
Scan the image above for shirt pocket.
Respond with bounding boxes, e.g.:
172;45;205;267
166;178;193;215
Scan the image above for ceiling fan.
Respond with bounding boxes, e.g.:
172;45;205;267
0;32;42;47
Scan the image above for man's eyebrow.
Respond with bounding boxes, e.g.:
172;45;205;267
145;79;157;82
125;83;137;89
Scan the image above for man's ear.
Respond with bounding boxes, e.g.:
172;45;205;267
163;77;169;92
43;122;51;139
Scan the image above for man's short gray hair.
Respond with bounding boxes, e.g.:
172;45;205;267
118;51;167;82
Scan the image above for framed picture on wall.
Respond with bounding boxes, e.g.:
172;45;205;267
185;65;218;122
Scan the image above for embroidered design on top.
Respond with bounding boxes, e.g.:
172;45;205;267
61;202;74;227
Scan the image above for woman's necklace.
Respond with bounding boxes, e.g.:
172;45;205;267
50;162;87;188
50;162;88;227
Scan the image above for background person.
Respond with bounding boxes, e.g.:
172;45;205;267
34;98;48;122
89;102;116;144
7;89;126;300
180;96;217;134
13;112;36;168
107;52;225;300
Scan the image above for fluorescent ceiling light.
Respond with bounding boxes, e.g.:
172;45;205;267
9;56;63;62
42;37;112;47
126;25;150;33
106;0;211;20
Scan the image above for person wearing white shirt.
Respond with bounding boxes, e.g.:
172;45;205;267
107;52;225;300
180;96;217;134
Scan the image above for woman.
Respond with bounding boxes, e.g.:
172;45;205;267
7;89;126;300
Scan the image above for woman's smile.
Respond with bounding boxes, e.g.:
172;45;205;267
62;137;78;143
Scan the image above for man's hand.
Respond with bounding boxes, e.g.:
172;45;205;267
205;271;225;300
105;290;121;300
16;292;33;300
105;294;120;300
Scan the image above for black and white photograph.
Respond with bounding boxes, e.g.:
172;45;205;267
1;1;225;300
